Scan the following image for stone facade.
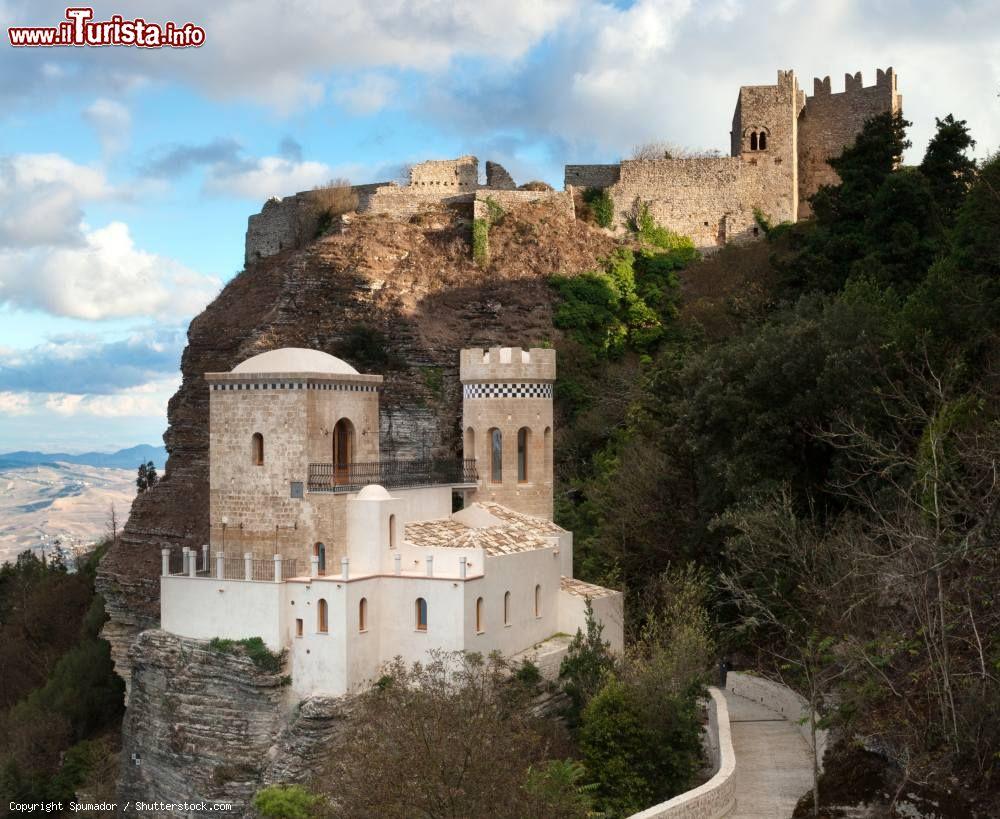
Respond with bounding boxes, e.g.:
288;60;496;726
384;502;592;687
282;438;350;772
472;189;575;222
798;68;902;216
461;347;555;520
206;366;382;564
566;67;900;249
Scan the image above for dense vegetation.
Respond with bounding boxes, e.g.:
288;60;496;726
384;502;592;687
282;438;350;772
553;112;999;813
0;546;125;814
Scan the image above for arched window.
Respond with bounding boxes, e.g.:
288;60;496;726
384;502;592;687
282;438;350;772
534;584;542;618
464;426;476;461
317;598;329;633
476;597;484;633
415;597;428;631
333;418;355;485
252;433;264;465
489;428;502;484
359;597;368;632
504;591;511;626
314;542;326;575
389;514;397;549
543;427;552;482
758;131;768;150
750;131;758;151
517;427;530;483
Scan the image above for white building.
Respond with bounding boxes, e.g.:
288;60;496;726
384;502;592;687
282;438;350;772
160;346;623;698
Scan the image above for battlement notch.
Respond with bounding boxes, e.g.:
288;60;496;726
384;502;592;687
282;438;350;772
460;347;556;383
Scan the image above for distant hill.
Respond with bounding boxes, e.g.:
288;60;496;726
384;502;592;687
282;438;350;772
0;444;167;471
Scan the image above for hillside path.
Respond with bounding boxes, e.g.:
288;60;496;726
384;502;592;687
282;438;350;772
724;688;814;818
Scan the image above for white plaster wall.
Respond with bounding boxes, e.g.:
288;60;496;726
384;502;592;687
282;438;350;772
467;549;562;657
559;588;625;654
287;579;348;698
160;576;287;651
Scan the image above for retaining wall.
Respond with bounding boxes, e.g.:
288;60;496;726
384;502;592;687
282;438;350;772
629;687;736;819
727;671;828;771
472;189;575;222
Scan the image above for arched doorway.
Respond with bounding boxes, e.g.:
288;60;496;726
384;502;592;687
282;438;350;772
333;418;355;485
314;542;326;576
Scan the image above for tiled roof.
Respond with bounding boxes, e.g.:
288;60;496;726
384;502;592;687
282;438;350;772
473;502;566;536
404;518;550;556
560;576;618;599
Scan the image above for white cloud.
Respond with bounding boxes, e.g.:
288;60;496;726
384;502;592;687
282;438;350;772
0;391;30;416
0;154;113;248
334;74;398;115
43;376;178;418
204;155;339;200
0;221;221;320
83;98;132;155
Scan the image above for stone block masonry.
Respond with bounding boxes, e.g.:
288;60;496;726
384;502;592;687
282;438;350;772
244;67;900;259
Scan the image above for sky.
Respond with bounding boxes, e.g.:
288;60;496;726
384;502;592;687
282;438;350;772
0;0;998;453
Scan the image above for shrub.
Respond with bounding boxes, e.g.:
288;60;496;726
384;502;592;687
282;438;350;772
310;178;358;238
472;219;489;267
208;637;284;673
632;202;697;253
519;180;554;191
583;187;615;228
559;600;615;726
253;784;322;819
482;196;506;225
522;759;597;819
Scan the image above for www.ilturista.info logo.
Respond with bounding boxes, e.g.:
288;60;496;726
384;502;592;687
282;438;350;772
8;7;205;48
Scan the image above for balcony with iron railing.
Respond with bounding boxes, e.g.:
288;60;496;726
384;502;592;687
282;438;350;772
307;458;478;493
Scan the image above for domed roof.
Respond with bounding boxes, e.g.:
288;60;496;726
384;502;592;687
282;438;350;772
355;484;393;500
232;348;359;375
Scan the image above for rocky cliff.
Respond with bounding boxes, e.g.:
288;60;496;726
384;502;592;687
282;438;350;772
97;201;615;693
119;630;356;817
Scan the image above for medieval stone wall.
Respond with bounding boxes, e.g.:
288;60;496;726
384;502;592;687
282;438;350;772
797;68;901;216
564;164;621;191
472;189;575;222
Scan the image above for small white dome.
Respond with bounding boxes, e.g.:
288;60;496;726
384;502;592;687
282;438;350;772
232;347;359;375
356;484;392;500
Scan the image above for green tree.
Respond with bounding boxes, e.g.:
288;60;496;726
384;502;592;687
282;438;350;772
919;114;977;226
136;461;158;493
559;600;615;725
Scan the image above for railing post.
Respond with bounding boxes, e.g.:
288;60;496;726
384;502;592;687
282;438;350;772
181;546;190;575
244;552;253;582
341;557;349;580
201;544;209;573
426;554;434;577
161;548;170;577
274;554;282;583
394;553;401;575
215;551;224;579
310;555;319;578
459;556;467;579
188;550;197;578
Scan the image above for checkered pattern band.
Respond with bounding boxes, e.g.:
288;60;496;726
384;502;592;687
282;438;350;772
463;383;553;399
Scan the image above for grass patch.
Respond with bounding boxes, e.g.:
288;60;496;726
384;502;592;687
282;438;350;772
472;219;489;267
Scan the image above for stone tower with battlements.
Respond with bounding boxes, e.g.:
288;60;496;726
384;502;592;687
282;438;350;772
460;347;556;520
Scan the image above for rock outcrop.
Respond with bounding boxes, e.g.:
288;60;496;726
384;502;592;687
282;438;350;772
97;201;616;693
119;630;356;817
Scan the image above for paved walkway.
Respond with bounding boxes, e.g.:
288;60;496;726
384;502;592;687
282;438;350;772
724;689;814;819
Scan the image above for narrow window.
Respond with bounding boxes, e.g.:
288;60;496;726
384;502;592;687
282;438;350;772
314;542;326;575
490;428;502;484
753;226;760;237
543;427;552;482
464;426;476;461
317;598;329;633
504;591;511;626
759;131;768;150
252;433;264;465
359;597;368;632
534;584;541;618
517;427;529;483
415;597;428;631
476;597;484;633
295;618;303;638
389;514;397;549
750;131;758;151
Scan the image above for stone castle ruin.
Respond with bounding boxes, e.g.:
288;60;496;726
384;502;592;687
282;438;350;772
245;67;900;261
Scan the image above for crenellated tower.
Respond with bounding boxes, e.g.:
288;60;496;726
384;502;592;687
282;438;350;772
460;346;555;520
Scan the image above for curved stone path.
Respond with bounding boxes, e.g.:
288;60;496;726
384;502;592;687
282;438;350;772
724;688;814;818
